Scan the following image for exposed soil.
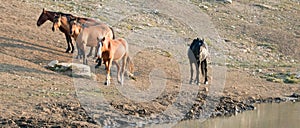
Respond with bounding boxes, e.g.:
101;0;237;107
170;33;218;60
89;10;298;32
0;0;299;127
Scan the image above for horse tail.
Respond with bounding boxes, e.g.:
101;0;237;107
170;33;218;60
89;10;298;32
126;56;136;80
109;27;115;39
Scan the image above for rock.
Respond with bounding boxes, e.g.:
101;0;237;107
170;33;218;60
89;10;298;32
290;59;295;63
296;73;300;79
199;4;209;10
224;0;232;4
290;93;300;98
47;60;59;67
55;63;72;72
253;3;277;10
256;69;262;73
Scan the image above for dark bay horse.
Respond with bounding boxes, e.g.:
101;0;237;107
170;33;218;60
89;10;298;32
188;38;209;85
36;8;95;53
97;36;134;85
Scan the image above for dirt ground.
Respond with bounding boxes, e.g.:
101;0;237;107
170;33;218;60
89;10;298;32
0;0;299;127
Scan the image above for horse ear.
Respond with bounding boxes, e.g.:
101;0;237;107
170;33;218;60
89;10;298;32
54;13;58;18
76;18;80;23
102;37;105;42
43;8;46;13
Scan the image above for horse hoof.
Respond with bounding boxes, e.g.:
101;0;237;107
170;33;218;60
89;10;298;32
95;65;100;69
65;49;71;53
104;81;110;85
118;79;124;85
204;81;208;85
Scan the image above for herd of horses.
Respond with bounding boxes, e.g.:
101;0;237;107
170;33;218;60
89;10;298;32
36;8;209;86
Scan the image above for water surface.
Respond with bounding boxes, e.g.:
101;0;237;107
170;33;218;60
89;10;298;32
173;102;300;128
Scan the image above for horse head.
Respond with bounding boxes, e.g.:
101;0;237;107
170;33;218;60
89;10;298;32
97;35;111;59
190;37;206;59
37;8;50;26
69;18;82;36
96;37;104;59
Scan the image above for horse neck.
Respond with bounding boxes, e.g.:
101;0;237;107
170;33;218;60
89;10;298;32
46;11;57;22
103;39;112;50
75;24;83;36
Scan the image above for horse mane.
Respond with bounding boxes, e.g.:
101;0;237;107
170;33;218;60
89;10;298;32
56;11;74;17
109;27;115;39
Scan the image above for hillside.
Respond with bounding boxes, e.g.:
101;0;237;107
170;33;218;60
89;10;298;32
0;0;299;127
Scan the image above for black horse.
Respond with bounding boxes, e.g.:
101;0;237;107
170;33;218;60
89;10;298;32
188;38;209;85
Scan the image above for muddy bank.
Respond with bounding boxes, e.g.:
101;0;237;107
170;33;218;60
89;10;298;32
1;92;299;127
185;92;300;120
0;102;98;127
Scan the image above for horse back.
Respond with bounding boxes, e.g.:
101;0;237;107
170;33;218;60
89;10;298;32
109;38;127;60
78;24;111;47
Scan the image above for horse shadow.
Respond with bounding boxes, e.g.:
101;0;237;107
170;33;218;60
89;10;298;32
0;36;69;57
0;63;56;75
0;36;71;64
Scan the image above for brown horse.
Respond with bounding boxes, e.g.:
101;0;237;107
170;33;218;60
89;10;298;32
70;18;115;65
36;8;94;53
52;15;98;58
97;36;134;85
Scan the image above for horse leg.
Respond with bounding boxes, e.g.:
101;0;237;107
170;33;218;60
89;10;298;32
126;57;135;79
189;60;193;84
75;41;81;59
64;34;71;53
69;36;74;53
82;45;88;65
196;61;200;85
105;59;113;85
114;61;121;84
87;47;93;57
120;55;128;85
95;58;102;68
202;59;208;84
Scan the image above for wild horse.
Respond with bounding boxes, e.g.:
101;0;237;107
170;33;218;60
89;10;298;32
36;8;95;53
52;14;115;68
188;38;209;85
97;36;134;85
69;18;115;66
